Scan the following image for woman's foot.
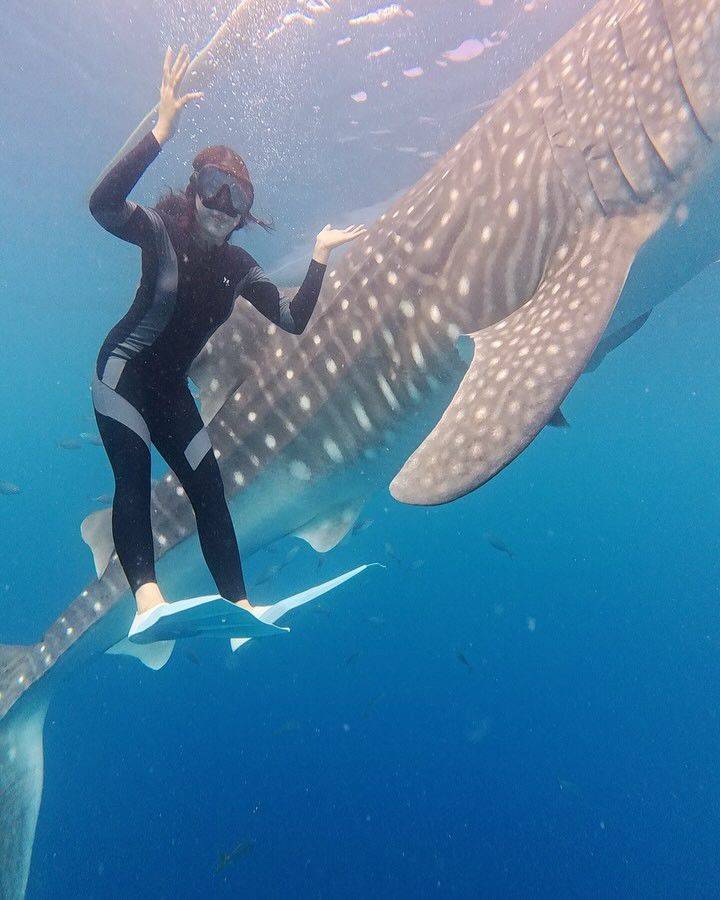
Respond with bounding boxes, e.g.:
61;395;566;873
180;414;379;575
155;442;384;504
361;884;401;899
234;598;271;616
136;582;168;615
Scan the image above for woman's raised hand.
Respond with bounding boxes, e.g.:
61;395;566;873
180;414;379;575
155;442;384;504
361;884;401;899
313;224;368;264
152;45;204;145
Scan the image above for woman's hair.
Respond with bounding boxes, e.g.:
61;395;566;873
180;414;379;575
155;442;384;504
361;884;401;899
155;145;273;237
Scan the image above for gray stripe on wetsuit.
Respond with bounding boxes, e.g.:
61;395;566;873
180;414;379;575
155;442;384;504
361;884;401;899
92;371;151;447
116;208;179;359
184;428;212;471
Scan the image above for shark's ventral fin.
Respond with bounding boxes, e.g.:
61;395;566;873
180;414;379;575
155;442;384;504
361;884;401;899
293;499;365;552
80;508;115;577
390;214;663;505
106;637;175;670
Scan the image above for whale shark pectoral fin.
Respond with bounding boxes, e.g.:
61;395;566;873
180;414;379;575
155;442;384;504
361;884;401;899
106;637;175;670
80;507;114;577
293;498;365;552
390;214;663;506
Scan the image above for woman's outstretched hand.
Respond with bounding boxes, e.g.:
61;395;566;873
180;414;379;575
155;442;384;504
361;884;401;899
151;45;204;146
313;224;368;265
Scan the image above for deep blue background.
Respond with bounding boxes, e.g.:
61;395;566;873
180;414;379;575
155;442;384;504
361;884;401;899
1;1;718;896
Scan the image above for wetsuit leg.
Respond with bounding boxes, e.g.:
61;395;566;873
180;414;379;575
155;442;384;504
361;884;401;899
147;384;247;602
94;410;156;593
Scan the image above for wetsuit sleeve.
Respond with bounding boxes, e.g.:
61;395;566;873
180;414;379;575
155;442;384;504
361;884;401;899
88;131;161;246
235;257;327;335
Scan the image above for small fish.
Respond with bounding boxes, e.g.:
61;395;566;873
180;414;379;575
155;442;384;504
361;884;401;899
345;651;361;666
273;719;301;736
410;559;425;570
483;532;515;559
367;614;385;627
465;717;491;745
94;493;113;505
80;432;103;446
0;481;21;496
216;839;255;873
313;603;332;616
252;562;282;586
362;691;385;719
456;650;473;672
384;542;401;564
57;438;82;450
183;649;200;666
558;777;582;798
351;517;373;536
281;545;300;567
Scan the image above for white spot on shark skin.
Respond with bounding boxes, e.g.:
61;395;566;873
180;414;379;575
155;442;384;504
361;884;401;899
481;225;492;242
326;358;338;374
378;374;400;410
265;434;277;449
248;411;257;422
313;334;322;345
508;199;519;219
400;301;415;318
286;369;294;379
341;299;349;310
176;486;185;496
411;342;426;369
290;460;311;481
387;271;398;285
424;237;434;250
458;276;470;296
157;534;168;547
299;395;311;411
352;400;373;431
323;438;344;463
383;328;395;346
210;378;219;393
430;305;441;323
233;471;245;486
368;295;378;310
353;329;363;344
93;601;103;613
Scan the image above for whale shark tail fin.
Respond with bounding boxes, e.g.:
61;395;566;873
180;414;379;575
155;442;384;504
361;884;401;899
0;692;48;900
391;213;663;505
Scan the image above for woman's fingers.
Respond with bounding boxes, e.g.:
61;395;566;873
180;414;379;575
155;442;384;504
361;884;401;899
163;45;172;81
178;91;204;108
170;44;189;83
176;51;192;86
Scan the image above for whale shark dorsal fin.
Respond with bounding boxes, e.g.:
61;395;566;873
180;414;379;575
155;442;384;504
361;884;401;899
293;498;365;552
80;508;115;577
106;637;175;670
390;213;664;505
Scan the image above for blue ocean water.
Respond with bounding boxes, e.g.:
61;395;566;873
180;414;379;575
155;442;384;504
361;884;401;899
1;0;719;896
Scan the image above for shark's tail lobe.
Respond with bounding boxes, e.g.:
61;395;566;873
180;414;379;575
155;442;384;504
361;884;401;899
0;643;48;899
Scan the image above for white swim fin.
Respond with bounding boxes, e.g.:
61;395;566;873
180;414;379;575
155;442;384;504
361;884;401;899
230;563;379;652
128;596;289;645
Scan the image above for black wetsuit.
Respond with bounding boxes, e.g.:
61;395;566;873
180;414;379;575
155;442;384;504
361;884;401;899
89;131;326;598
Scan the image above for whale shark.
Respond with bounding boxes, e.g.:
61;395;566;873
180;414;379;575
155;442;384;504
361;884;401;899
3;0;720;894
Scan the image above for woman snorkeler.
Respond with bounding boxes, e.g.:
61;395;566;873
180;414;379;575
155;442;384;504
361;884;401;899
89;45;366;639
